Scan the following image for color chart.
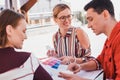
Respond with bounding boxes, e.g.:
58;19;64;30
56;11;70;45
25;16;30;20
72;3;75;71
42;57;61;69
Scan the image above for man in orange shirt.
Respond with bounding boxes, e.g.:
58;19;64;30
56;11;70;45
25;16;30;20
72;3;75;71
59;0;120;80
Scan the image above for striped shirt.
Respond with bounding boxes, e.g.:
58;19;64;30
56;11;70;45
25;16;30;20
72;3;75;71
53;27;90;58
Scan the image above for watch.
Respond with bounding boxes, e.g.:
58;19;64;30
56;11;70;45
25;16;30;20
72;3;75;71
81;57;87;62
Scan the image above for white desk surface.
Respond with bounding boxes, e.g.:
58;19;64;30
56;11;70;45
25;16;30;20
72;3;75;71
40;62;103;80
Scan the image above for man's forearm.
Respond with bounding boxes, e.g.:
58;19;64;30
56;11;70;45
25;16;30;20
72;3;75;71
80;60;97;71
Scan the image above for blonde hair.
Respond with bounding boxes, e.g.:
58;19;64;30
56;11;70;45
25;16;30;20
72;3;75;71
53;3;70;18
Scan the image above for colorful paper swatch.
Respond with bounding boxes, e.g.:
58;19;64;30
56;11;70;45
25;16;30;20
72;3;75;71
42;57;61;69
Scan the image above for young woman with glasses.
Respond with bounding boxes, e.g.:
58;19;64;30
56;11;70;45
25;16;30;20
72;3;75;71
47;3;92;64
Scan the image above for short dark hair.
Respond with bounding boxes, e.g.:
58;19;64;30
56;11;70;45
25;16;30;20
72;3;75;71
84;0;115;17
0;9;25;47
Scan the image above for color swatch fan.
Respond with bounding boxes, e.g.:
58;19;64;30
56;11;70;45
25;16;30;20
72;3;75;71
42;57;61;69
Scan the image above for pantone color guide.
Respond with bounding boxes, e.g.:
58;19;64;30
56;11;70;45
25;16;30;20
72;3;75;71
42;58;61;69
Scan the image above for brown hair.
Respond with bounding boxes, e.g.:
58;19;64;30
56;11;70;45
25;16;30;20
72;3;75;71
0;9;25;47
53;3;70;18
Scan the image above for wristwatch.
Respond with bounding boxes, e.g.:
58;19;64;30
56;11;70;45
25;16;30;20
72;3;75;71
81;57;87;62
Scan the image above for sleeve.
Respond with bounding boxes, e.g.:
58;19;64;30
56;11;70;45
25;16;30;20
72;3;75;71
53;33;57;53
31;53;53;80
96;52;104;70
33;65;53;80
96;41;107;70
86;56;102;70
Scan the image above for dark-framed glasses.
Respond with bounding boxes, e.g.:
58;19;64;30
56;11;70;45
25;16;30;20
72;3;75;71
57;14;73;22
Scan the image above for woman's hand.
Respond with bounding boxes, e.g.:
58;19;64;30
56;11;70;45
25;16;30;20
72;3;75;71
46;49;57;57
58;56;70;64
59;56;76;64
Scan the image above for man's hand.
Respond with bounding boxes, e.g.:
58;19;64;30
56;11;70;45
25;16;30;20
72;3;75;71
68;63;81;73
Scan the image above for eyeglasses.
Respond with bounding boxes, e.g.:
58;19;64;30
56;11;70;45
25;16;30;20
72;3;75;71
57;14;73;22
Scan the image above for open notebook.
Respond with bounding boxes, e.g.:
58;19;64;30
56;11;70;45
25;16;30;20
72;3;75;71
77;69;103;80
